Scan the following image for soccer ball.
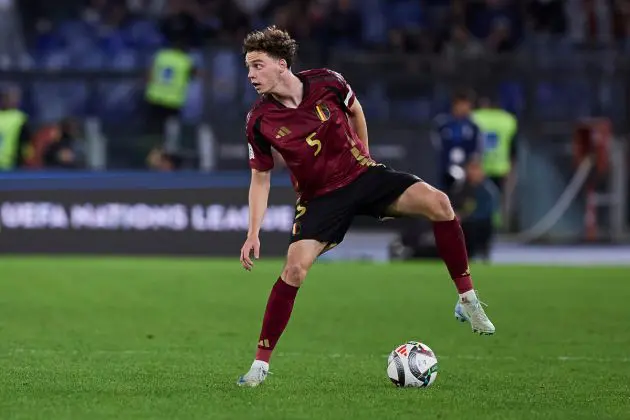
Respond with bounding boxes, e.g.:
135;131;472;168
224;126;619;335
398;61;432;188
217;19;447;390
387;341;438;388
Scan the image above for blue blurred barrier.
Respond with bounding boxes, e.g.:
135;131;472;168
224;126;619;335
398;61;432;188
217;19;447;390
0;171;294;256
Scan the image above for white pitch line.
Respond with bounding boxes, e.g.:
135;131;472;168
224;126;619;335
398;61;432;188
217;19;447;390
2;349;629;363
274;352;630;363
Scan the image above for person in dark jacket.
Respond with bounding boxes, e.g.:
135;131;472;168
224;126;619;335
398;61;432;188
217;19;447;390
43;117;83;169
450;159;500;262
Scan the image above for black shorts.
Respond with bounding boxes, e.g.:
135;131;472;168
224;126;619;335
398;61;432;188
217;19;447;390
290;165;422;249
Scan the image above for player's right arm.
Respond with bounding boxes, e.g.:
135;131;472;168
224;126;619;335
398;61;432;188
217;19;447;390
240;111;275;271
241;168;271;270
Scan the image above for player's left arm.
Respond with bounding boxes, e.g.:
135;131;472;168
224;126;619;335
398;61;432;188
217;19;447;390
348;99;369;152
327;69;369;151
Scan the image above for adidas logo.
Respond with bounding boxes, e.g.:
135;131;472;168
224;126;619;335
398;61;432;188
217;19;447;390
275;126;291;138
460;265;471;277
258;339;270;348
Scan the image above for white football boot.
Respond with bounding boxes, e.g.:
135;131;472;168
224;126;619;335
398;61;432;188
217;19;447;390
237;360;269;387
454;290;495;335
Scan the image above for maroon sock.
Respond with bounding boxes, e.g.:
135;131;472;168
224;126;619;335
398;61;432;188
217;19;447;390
433;217;474;294
255;277;299;363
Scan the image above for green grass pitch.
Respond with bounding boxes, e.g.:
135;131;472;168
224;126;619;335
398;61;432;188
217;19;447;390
0;257;629;419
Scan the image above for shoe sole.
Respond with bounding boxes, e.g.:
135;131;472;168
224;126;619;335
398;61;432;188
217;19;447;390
472;328;495;335
456;314;495;335
237;377;264;387
237;381;263;387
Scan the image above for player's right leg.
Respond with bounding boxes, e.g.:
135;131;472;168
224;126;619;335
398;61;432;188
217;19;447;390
385;181;495;335
353;166;494;335
237;239;327;387
238;187;355;387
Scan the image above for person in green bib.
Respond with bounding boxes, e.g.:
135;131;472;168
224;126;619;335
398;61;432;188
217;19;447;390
471;96;518;193
471;96;518;227
0;87;31;171
144;36;198;136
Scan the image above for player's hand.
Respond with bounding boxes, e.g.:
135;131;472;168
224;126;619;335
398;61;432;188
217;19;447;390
240;235;260;271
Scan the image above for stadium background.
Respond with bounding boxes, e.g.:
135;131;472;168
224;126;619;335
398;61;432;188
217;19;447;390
1;0;628;261
1;2;630;419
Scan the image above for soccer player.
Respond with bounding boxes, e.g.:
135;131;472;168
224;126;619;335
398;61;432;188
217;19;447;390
237;26;495;387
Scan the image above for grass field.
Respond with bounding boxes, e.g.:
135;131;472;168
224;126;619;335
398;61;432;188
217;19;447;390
1;257;629;420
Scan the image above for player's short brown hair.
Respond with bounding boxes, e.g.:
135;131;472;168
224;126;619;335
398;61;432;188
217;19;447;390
243;25;298;68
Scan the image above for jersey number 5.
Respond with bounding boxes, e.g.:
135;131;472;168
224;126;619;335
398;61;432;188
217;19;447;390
305;132;322;156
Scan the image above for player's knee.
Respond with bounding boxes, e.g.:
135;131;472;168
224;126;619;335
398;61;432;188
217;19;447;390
282;262;309;287
428;190;455;221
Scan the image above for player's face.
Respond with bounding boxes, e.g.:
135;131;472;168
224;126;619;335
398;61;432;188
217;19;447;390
466;161;485;184
245;51;284;95
453;100;472;117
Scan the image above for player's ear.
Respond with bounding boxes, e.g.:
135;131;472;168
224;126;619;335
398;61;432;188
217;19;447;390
278;59;288;73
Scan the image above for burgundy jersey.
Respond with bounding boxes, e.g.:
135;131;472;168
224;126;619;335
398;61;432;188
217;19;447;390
246;68;377;200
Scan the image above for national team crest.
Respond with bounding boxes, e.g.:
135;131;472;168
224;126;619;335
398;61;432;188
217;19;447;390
315;102;331;122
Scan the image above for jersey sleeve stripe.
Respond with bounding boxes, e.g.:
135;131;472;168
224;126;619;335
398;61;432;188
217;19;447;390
344;88;354;107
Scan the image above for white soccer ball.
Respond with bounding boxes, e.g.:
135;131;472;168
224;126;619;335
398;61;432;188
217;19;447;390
387;341;438;388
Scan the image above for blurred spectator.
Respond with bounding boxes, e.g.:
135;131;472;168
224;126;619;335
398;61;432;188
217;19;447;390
431;90;483;194
146;144;201;171
196;0;222;41
146;146;183;171
96;1;134;54
432;0;467;53
565;0;615;46
471;94;518;195
144;35;198;138
613;0;630;44
215;0;251;41
485;17;515;53
160;0;203;46
42;117;84;169
466;0;522;52
325;0;363;48
81;0;107;25
23;122;61;169
528;0;567;35
0;0;27;65
471;94;518;228
443;24;486;60
270;1;312;43
127;0;163;16
385;0;432;53
0;86;31;170
451;159;499;262
233;0;270;17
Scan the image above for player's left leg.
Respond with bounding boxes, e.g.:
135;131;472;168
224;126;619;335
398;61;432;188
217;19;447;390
385;182;495;335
